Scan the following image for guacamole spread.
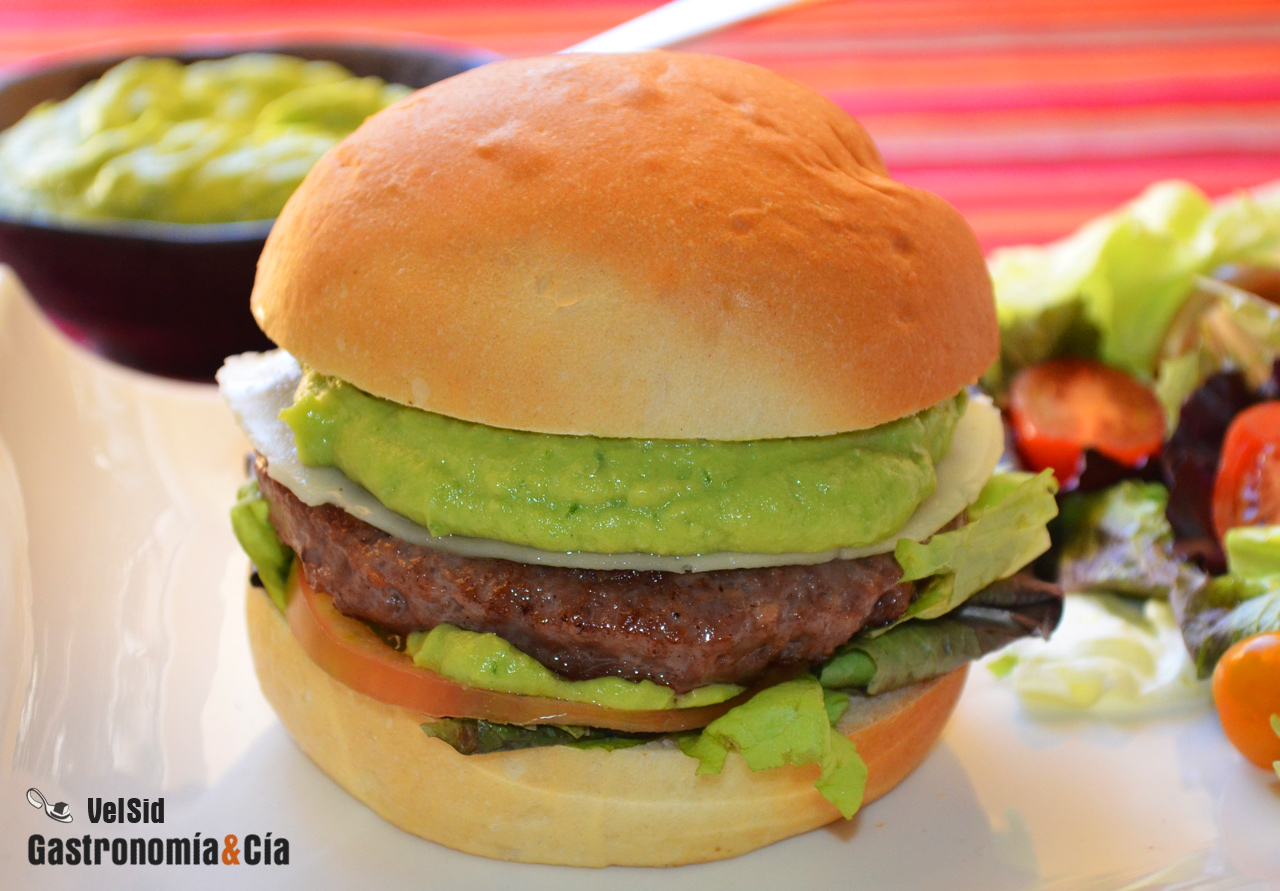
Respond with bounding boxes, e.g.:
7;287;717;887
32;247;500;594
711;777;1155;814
0;53;410;224
280;371;965;555
408;624;743;710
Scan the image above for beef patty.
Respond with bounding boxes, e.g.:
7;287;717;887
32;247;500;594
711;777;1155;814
257;457;928;693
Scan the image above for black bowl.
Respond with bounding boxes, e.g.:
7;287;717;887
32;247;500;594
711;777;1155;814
0;37;493;379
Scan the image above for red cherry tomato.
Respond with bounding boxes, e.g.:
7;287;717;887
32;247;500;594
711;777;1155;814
1007;358;1164;487
1212;402;1280;541
1212;632;1280;769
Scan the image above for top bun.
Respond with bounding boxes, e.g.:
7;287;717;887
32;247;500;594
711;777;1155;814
251;52;996;439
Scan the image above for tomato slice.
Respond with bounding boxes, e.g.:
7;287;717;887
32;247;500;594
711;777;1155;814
1211;401;1280;540
1007;358;1164;487
284;572;746;732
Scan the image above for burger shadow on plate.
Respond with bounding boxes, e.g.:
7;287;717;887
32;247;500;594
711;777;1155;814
822;742;1041;890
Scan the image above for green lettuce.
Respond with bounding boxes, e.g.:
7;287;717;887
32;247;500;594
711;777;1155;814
989;593;1209;713
819;620;982;694
1219;524;1280;578
1174;525;1280;676
1057;481;1203;600
890;471;1058;627
1153;350;1205;436
989;181;1280;386
819;571;1064;694
1272;715;1280;779
678;676;867;819
420;719;650;755
1155;278;1280;430
229;478;294;609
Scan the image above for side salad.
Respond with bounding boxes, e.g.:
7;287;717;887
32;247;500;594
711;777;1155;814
983;180;1280;770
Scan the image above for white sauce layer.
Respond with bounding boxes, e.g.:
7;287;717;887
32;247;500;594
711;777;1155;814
217;350;1004;571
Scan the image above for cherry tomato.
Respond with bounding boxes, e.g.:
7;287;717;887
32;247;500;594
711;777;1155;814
1007;358;1164;487
284;571;744;732
1212;632;1280;769
1212;402;1280;541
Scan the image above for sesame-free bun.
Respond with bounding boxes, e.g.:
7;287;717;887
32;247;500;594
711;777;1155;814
246;583;967;866
251;52;996;439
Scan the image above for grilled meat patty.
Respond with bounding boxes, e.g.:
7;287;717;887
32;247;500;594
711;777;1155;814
257;457;929;693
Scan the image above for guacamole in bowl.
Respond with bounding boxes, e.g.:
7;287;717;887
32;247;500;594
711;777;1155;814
0;39;489;377
0;53;412;225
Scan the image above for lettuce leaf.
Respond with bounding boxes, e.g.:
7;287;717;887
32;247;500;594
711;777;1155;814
1154;350;1205;437
1219;525;1280;578
1173;525;1280;676
819;620;982;693
1057;481;1204;600
420;719;651;754
1175;575;1280;678
820;571;1063;694
1162;368;1270;550
1156;279;1280;431
229;478;294;609
678;676;867;819
990;593;1209;714
890;471;1058;626
1272;715;1280;779
989;181;1280;385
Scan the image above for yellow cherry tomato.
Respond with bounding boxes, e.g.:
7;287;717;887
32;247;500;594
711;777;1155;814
1213;632;1280;769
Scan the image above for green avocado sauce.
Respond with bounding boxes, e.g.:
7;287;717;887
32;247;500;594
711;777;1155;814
0;53;410;223
280;370;964;555
408;625;744;710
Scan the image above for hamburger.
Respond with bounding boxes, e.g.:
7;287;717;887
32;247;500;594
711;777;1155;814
218;51;1063;866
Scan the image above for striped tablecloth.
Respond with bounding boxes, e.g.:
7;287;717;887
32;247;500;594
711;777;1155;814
2;0;1279;250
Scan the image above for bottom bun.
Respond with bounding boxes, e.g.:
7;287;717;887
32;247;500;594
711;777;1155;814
247;583;967;866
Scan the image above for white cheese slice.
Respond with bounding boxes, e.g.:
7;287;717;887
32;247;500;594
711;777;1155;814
218;350;1004;572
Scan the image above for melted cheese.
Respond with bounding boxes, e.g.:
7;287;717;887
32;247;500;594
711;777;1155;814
218;351;1003;572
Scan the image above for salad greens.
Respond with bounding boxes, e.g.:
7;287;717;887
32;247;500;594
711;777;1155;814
1220;525;1280;578
420;719;650;755
1174;526;1280;677
986;178;1280;704
988;181;1280;390
1155;279;1280;431
987;593;1209;714
1057;482;1204;600
1161;367;1273;549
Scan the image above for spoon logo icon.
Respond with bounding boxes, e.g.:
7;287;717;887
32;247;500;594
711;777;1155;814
27;788;72;823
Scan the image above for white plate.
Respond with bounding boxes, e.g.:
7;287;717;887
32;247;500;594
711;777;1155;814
1;269;1277;890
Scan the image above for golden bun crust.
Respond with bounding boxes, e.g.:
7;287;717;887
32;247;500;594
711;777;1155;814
252;52;996;439
246;584;967;866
